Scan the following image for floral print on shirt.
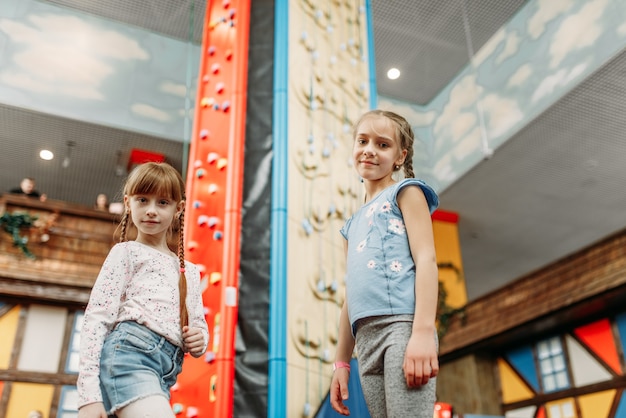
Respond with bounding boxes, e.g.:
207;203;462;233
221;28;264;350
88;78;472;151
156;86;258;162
388;218;405;235
390;260;403;272
77;241;209;409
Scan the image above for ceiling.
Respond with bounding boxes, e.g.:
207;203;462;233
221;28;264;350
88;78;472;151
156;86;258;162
2;0;625;301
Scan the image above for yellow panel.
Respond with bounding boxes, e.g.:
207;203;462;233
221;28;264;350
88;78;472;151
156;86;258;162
6;382;54;418
433;220;467;308
498;358;534;403
0;306;21;368
579;389;615;418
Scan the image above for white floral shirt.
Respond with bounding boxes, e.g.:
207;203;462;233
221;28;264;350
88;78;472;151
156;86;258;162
77;241;208;408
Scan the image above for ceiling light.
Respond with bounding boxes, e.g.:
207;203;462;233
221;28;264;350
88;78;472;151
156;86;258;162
40;150;54;160
387;68;400;80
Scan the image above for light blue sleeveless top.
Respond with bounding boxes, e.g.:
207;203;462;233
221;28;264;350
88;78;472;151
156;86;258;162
340;178;439;335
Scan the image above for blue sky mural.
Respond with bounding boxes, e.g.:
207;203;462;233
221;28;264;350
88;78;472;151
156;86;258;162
1;0;626;186
0;0;200;140
380;0;626;191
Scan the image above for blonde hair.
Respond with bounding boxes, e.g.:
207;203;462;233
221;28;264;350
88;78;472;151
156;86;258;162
116;162;189;329
353;109;416;178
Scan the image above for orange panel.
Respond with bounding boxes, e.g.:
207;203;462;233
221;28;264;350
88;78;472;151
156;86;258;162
537;405;546;418
171;1;251;417
573;319;622;374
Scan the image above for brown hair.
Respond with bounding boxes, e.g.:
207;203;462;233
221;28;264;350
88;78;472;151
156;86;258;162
116;162;189;329
353;109;416;178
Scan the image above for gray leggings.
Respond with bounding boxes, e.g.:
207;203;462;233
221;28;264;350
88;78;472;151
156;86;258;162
355;315;437;418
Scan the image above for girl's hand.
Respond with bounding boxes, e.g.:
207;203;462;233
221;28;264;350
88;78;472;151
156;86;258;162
77;402;107;418
329;368;351;415
403;328;439;388
182;326;206;357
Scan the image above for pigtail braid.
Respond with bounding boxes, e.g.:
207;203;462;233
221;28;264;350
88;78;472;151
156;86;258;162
403;143;415;179
178;209;189;329
118;210;129;242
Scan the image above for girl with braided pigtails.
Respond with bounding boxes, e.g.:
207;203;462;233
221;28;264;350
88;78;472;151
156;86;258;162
331;110;439;417
78;162;208;418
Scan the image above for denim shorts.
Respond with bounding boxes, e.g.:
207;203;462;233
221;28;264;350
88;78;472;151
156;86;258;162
99;321;184;414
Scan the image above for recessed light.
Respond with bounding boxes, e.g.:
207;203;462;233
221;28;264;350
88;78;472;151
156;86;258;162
387;68;400;80
40;150;54;160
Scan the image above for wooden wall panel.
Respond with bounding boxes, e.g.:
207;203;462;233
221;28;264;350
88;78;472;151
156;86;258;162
0;194;117;305
440;227;626;358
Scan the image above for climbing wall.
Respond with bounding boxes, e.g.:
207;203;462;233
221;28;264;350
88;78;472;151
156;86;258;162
170;1;250;417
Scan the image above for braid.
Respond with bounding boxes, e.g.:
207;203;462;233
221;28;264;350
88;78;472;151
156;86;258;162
116;210;130;242
403;143;415;179
178;209;189;329
388;110;416;179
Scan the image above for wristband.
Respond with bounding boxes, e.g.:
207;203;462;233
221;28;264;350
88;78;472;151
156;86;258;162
333;361;351;372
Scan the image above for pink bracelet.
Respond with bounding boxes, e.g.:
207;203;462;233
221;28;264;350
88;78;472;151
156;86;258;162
333;361;351;372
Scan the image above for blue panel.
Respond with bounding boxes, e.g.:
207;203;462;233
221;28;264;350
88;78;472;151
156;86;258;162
364;0;377;109
57;386;78;416
315;358;371;418
615;389;626;418
268;0;289;417
505;345;539;391
616;313;626;362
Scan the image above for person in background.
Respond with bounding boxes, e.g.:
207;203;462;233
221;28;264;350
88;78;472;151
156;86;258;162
94;193;109;211
9;177;47;202
330;109;439;417
77;162;209;418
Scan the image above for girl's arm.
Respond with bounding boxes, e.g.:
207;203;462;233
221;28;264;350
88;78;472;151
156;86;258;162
330;239;355;416
398;185;440;388
335;239;356;363
77;244;129;408
77;401;108;418
185;263;209;356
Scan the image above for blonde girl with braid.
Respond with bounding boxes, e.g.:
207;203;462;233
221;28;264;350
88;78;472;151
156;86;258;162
78;162;208;418
330;110;439;417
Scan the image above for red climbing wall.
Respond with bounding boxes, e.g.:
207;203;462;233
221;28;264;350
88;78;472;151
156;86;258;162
170;1;250;417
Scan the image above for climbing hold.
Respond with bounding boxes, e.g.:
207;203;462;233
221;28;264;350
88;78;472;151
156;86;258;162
217;158;228;170
207;152;219;164
209;272;222;284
